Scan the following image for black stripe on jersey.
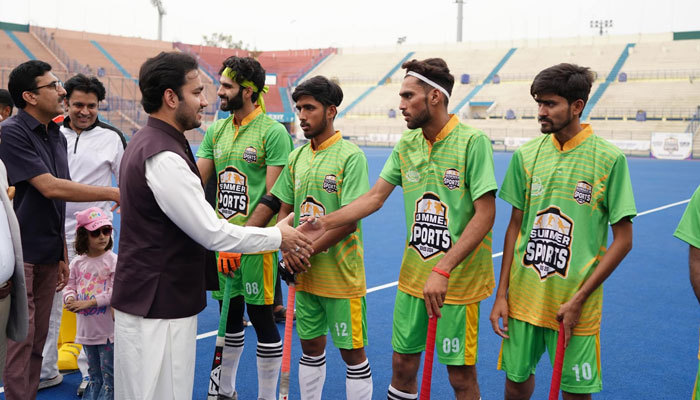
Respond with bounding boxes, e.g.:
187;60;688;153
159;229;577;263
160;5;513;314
96;120;128;149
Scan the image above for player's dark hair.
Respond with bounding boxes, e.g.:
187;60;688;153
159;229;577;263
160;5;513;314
219;56;266;104
292;76;343;108
74;227;113;255
139;52;199;113
64;74;106;102
0;89;13;112
401;58;454;107
530;63;594;116
8;60;53;109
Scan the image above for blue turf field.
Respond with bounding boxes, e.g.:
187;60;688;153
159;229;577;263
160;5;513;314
24;148;700;400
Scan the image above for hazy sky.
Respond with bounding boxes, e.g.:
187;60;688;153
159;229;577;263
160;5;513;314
1;0;699;50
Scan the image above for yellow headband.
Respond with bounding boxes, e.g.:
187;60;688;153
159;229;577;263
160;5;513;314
222;67;269;113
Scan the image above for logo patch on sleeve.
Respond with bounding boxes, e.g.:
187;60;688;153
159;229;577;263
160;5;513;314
323;174;338;193
217;167;248;219
443;168;460;190
243;146;258;163
573;181;592;204
523;206;573;279
409;192;452;259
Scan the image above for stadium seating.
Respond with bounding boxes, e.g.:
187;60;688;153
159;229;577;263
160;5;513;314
0;23;698;157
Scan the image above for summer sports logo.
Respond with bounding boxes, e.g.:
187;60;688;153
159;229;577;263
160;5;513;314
300;196;326;219
573;181;592;205
243;146;258;163
323;174;338;193
409;192;452;259
443;168;460;190
217;167;248;219
523;206;573;279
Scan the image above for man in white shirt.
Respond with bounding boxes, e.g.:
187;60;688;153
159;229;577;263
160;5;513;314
0;159;28;379
111;51;313;400
39;74;127;394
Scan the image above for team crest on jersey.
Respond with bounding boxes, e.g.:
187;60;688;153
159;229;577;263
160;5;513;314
573;181;592;204
323;174;338;193
405;168;420;183
409;193;452;259
300;196;326;219
523;206;573;280
213;147;223;159
243;146;258;163
443;168;460;190
217;167;248;219
531;176;544;197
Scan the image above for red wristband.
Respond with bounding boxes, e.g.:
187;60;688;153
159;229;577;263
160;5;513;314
432;267;450;279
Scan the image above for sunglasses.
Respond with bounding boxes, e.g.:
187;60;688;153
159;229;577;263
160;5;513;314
88;226;113;238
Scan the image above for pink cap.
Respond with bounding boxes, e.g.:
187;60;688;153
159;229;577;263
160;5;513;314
75;207;112;231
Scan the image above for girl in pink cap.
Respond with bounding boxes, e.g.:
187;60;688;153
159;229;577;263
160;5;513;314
63;206;117;400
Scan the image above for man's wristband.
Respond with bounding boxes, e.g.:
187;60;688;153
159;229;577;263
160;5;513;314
432;267;450;279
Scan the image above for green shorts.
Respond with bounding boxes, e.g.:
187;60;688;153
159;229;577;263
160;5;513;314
295;291;368;350
213;252;278;305
392;290;480;366
497;318;602;394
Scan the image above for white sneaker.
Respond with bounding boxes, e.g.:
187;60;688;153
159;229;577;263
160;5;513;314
77;376;90;396
38;373;63;390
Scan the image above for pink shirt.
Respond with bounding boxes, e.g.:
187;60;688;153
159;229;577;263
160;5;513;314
63;251;117;345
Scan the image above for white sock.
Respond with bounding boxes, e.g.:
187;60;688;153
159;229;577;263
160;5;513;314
220;331;245;397
257;341;283;400
298;352;326;400
387;384;417;400
345;359;372;399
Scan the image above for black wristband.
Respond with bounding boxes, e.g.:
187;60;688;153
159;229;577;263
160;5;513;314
259;194;281;213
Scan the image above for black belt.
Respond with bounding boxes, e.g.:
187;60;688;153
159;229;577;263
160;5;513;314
0;281;12;300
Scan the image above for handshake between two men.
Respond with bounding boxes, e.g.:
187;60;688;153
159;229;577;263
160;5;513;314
217;213;326;276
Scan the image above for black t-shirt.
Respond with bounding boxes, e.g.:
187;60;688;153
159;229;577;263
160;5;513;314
0;109;69;264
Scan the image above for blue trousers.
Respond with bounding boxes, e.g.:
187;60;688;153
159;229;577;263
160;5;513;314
83;340;114;400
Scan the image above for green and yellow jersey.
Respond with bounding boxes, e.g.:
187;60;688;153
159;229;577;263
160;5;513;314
272;132;369;298
379;115;498;305
197;107;293;226
499;124;637;335
674;185;700;361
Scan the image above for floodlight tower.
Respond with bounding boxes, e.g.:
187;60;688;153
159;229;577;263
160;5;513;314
589;19;613;36
151;0;167;41
456;0;465;42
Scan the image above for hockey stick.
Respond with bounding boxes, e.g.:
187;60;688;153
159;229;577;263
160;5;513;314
279;261;296;400
419;316;438;400
208;276;233;399
548;322;566;400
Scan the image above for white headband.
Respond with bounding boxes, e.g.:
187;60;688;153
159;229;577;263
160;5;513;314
406;71;451;100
